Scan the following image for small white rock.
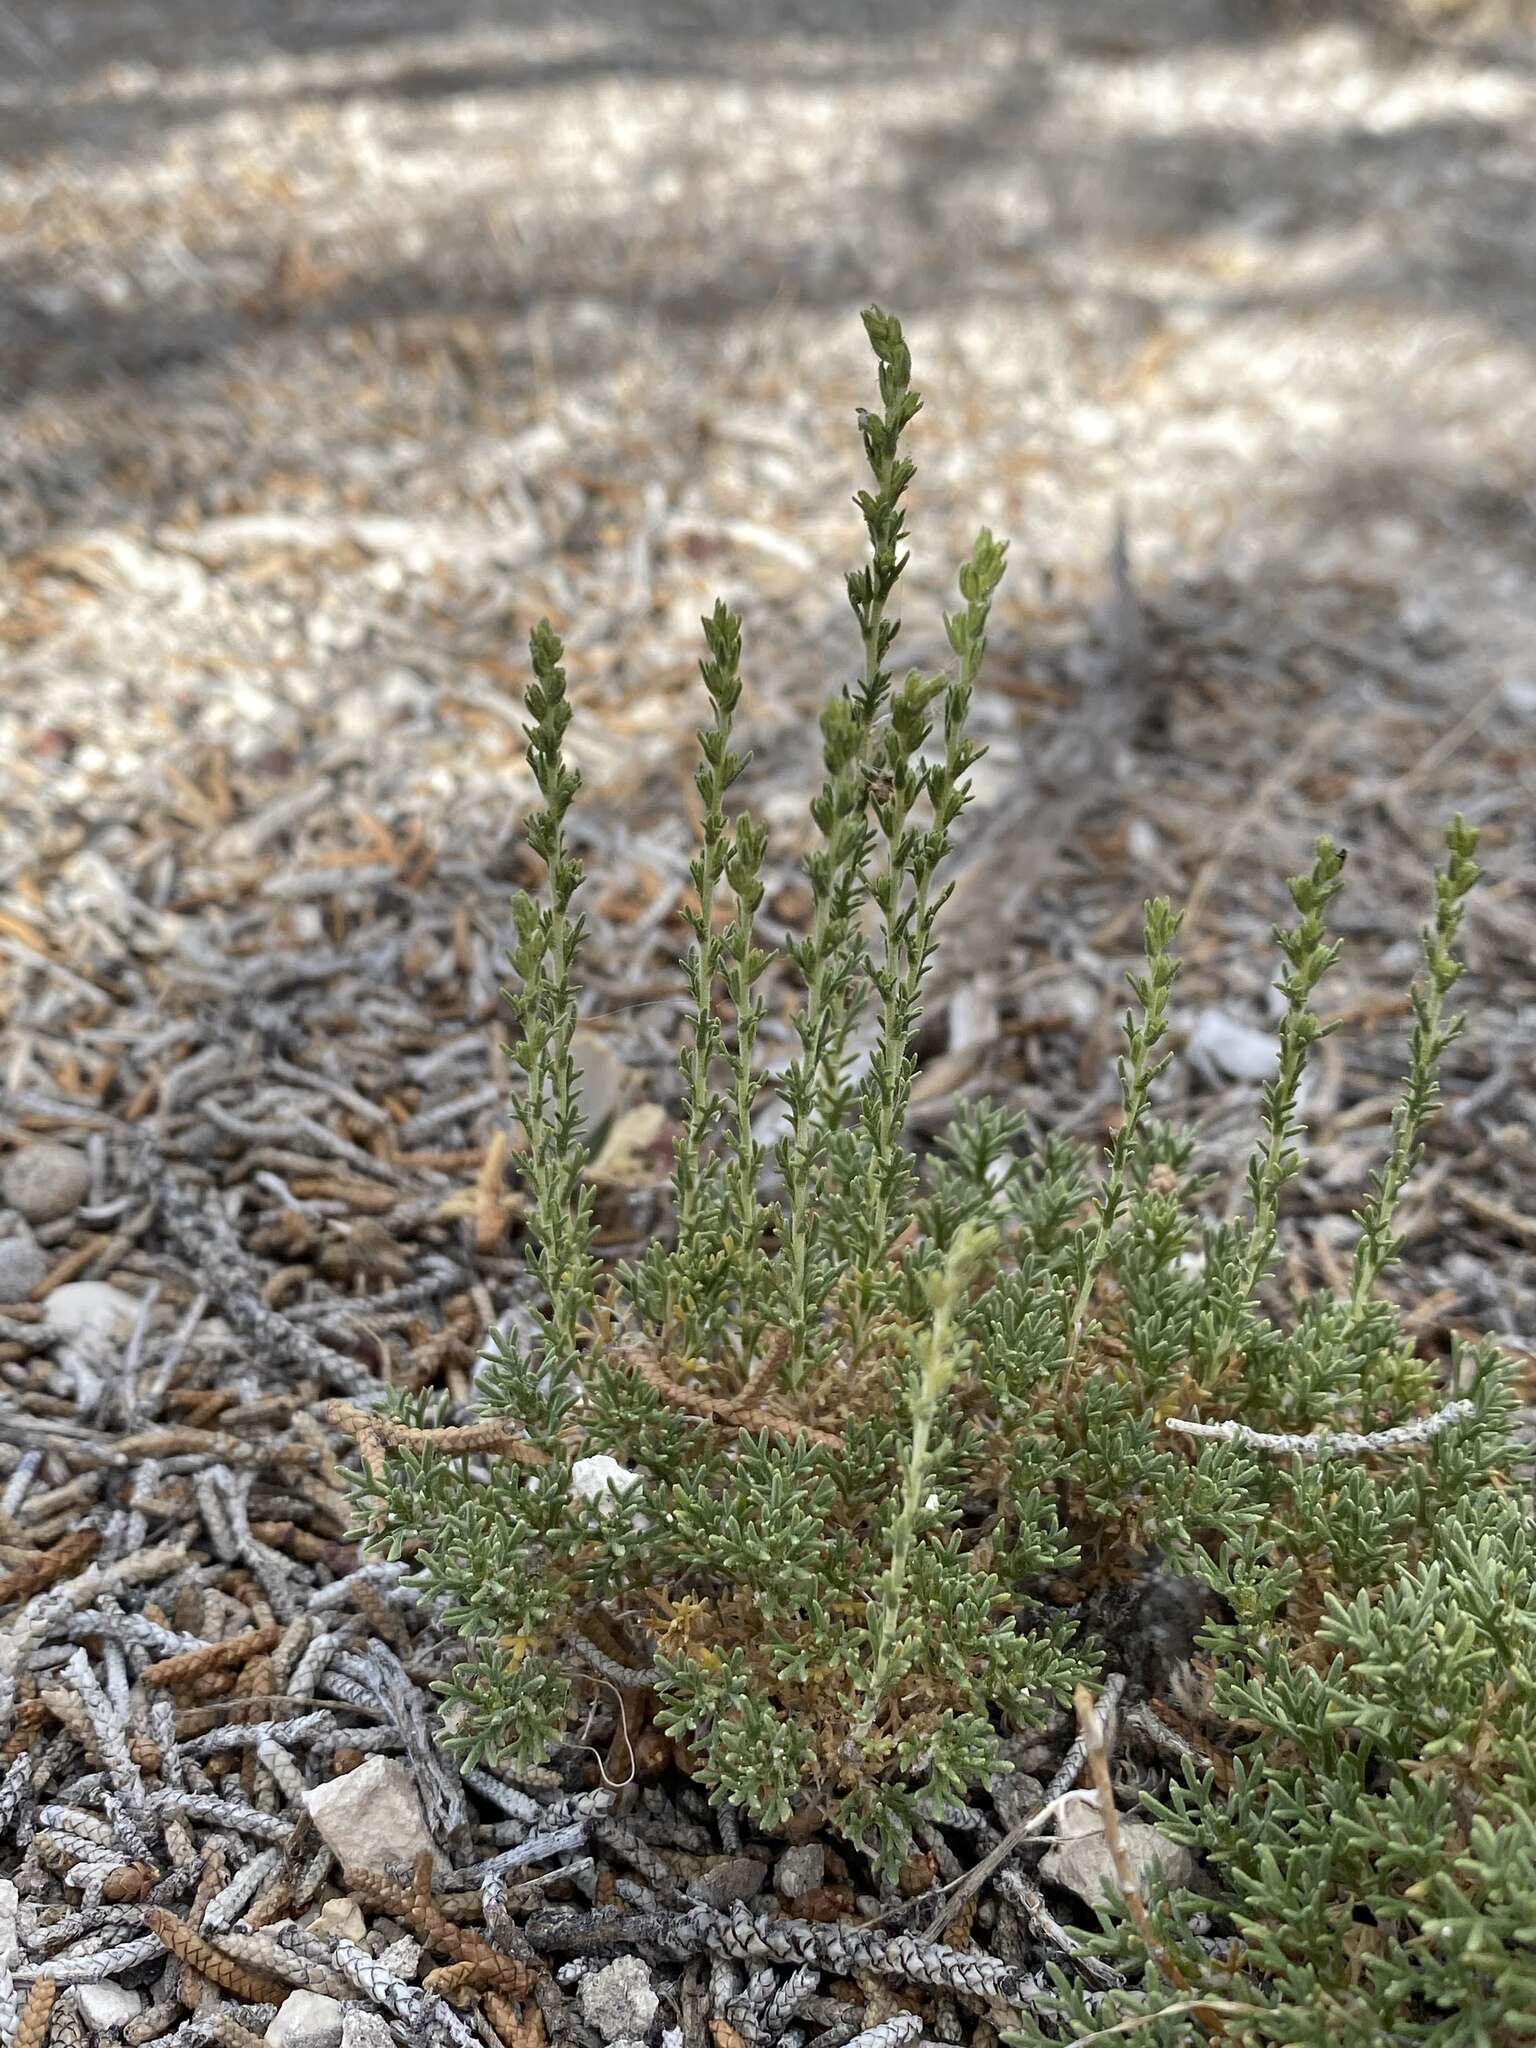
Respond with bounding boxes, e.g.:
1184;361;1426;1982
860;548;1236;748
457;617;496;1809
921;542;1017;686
578;1956;660;2043
1126;816;1160;865
2;1142;91;1224
947;981;1000;1053
0;1222;46;1301
266;1990;346;2048
339;2011;395;2048
375;1934;421;1981
1040;1816;1194;1910
76;1983;145;2030
307;1896;367;1943
43;1280;142;1350
571;1455;642;1516
1185;1008;1277;1085
0;1876;20;1968
774;1843;825;1900
302;1755;447;1879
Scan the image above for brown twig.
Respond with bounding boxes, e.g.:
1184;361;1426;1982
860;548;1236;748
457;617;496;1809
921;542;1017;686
142;1908;293;2004
13;1974;57;2048
343;1861;541;1996
0;1529;101;1607
324;1402;553;1481
713;1327;792;1417
623;1343;843;1450
142;1626;282;1691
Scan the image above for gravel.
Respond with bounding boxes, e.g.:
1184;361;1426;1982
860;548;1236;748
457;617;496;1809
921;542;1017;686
1;1145;91;1226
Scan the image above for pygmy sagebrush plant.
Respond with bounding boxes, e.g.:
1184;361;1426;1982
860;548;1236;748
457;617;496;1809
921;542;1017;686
359;311;1531;2038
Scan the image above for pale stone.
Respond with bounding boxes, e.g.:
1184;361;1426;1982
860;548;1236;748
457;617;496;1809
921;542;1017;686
374;1935;420;1981
43;1280;141;1350
687;1855;768;1909
77;1983;145;2029
578;1957;659;2043
0;1223;46;1300
339;2012;395;2048
0;1876;19;1968
774;1843;825;1900
571;1455;642;1515
2;1143;90;1223
302;1755;446;1879
266;1990;345;2048
1186;1008;1277;1084
1039;1817;1194;1910
1126;816;1160;865
308;1897;367;1942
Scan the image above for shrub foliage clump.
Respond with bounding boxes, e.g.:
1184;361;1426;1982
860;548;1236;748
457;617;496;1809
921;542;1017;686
358;311;1531;2042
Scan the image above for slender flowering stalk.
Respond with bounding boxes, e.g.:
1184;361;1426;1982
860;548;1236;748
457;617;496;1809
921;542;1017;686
773;308;924;1380
720;799;772;1367
481;622;597;1429
852;1220;996;1743
851;528;1006;1297
1348;816;1479;1313
1062;898;1180;1369
1210;839;1347;1367
669;601;749;1335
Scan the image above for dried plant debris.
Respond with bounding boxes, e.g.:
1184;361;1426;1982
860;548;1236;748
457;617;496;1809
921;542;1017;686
0;1431;1181;2048
0;1099;1228;2046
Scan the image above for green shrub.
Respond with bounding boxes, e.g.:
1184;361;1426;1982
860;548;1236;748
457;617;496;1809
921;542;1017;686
355;309;1529;2038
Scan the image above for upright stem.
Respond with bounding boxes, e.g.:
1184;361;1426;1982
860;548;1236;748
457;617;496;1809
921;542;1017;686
1208;840;1346;1371
853;530;1005;1297
774;307;924;1379
723;810;771;1367
1348;818;1478;1313
503;621;597;1405
853;1221;995;1742
1063;899;1180;1371
671;604;745;1282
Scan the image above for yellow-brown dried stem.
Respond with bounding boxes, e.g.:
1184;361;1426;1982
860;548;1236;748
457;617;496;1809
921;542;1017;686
343;1864;539;1996
13;1974;56;2048
623;1343;843;1451
142;1626;282;1691
141;1909;292;2005
0;1529;100;1608
324;1403;553;1481
1073;1685;1215;2029
483;1990;547;2048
